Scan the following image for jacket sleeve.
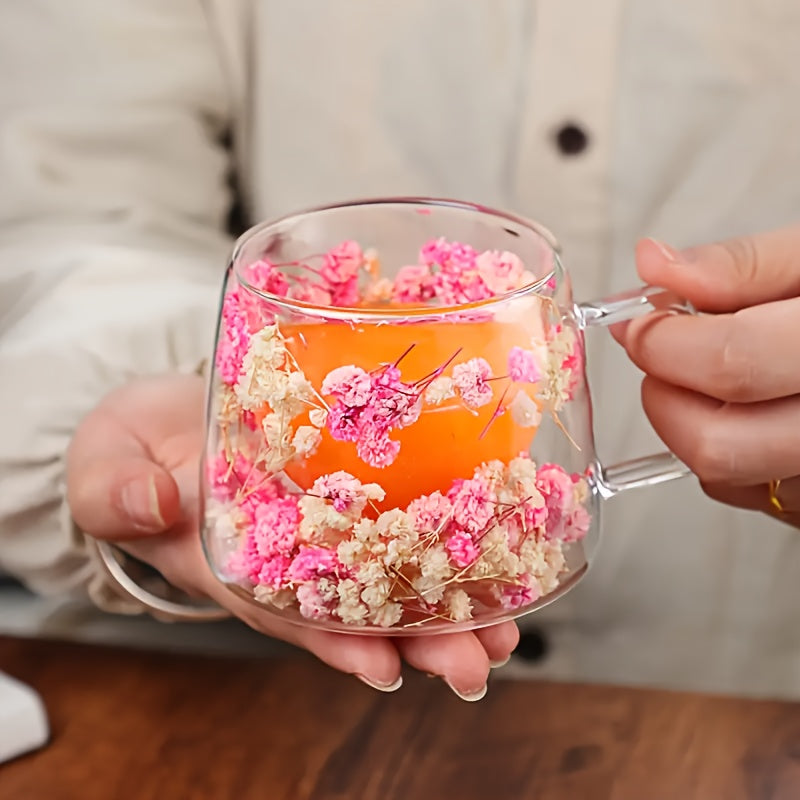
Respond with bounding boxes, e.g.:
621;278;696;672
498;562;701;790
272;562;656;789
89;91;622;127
0;1;235;603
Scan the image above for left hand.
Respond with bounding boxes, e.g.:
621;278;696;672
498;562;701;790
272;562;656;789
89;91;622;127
67;374;519;701
614;227;800;528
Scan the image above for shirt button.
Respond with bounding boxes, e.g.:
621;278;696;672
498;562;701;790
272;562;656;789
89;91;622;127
555;123;589;156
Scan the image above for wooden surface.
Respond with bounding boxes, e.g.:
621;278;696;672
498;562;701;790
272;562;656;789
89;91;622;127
2;636;800;800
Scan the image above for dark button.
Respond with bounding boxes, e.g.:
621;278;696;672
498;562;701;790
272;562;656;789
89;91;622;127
555;123;589;156
513;628;549;662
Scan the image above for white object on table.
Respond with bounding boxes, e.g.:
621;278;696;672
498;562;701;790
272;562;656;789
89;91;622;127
0;671;49;763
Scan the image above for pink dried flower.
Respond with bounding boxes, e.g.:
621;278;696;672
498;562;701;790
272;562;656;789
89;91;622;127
311;471;368;513
226;535;263;584
244;259;291;297
238;477;286;522
296;583;332;620
475;250;526;294
326;405;363;443
287;546;341;583
436;266;490;305
500;578;541;610
324;362;422;468
447;476;496;535
215;289;250;385
565;506;591;542
321;241;363;307
452;358;494;408
256;555;292;590
207;452;264;502
393;264;435;303
322;366;372;407
420;238;477;271
561;347;584;397
241;410;259;431
356;434;401;469
536;463;577;540
508;347;542;384
252;497;300;557
407;491;452;533
288;280;334;307
520;497;548;531
321;240;363;284
445;532;480;568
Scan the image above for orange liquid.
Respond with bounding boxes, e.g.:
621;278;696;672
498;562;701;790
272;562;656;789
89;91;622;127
279;318;542;510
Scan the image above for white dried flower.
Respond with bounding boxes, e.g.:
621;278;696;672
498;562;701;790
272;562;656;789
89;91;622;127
358;560;389;587
253;585;295;609
445;588;473;622
308;407;328;428
361;580;392;610
424;376;456;405
363;277;395;304
419;544;451;581
298;496;353;537
508;391;542;428
337;538;369;567
292;426;321;458
411;575;446;606
369;602;403;628
474;459;507;489
336;579;368;625
353;518;380;544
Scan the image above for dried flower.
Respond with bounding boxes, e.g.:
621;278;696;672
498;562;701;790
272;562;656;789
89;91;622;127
424;375;455;405
508;346;542;384
508;391;542;428
448;476;496;535
407;491;452;533
287;546;341;583
445;531;480;568
322;365;372;407
452;357;494;408
445;588;473;622
292;426;322;458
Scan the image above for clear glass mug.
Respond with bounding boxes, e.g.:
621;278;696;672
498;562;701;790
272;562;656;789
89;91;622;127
201;198;689;635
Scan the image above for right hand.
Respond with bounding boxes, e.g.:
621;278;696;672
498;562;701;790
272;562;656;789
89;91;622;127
66;374;519;700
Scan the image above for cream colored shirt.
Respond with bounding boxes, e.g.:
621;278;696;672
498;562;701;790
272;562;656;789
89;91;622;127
2;0;800;697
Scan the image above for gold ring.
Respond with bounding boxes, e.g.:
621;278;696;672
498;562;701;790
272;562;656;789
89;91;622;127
769;479;786;514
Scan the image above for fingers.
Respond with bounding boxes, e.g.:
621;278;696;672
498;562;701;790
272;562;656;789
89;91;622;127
67;408;181;539
640;376;800;486
635;227;800;313
700;476;800;521
395;631;491;701
474;620;520;666
620;297;800;403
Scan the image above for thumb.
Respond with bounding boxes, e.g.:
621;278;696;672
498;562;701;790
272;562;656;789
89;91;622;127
635;225;800;313
67;447;181;541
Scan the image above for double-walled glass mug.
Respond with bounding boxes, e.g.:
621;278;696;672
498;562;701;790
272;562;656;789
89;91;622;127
201;198;689;635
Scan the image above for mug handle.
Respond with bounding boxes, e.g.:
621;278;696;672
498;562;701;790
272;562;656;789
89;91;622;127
576;285;695;498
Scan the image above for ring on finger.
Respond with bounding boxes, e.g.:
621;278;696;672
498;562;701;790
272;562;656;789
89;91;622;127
769;479;786;514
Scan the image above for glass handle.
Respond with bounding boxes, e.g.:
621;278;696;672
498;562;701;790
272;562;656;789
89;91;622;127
576;285;695;497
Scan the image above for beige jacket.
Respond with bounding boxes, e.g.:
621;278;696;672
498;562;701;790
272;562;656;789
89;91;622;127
2;0;800;696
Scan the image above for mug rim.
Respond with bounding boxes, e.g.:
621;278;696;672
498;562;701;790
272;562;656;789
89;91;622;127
231;196;562;323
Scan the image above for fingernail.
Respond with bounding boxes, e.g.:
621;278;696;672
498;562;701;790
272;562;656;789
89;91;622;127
355;674;403;693
490;656;511;669
445;681;488;703
120;476;165;531
648;238;699;265
648;238;681;263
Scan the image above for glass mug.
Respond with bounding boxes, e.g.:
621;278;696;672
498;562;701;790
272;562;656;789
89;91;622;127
201;198;689;635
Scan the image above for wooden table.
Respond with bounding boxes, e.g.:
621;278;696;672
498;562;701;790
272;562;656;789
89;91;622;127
2;636;800;800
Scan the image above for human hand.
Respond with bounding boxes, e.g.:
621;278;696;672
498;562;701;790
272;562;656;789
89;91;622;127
66;374;519;699
614;228;800;527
